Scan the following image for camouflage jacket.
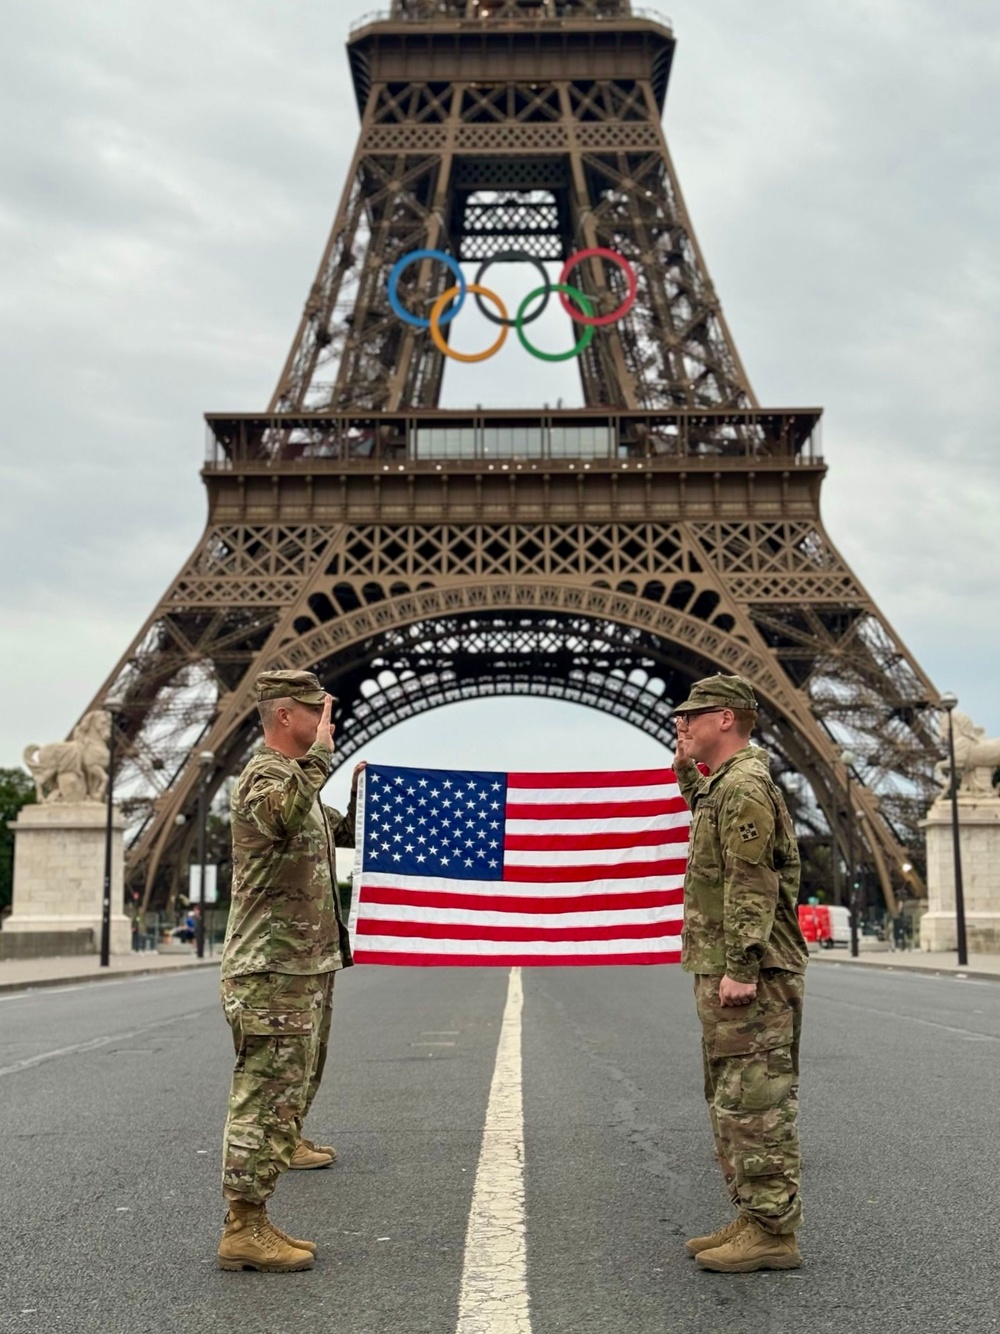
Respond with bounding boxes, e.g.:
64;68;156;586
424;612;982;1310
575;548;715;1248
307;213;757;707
676;746;807;982
221;742;357;979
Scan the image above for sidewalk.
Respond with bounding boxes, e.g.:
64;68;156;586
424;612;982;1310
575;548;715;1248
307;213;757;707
0;949;220;995
810;946;1000;982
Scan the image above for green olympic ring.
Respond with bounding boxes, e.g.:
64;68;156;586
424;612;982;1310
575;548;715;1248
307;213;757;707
515;284;595;362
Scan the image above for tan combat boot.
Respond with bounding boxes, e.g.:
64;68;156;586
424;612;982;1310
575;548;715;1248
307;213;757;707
255;1217;317;1258
300;1135;337;1161
685;1214;748;1257
221;1203;317;1257
696;1218;801;1272
289;1140;334;1170
217;1199;314;1272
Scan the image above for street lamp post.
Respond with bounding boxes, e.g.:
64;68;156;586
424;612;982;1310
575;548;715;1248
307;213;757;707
196;750;216;960
939;692;968;967
101;698;125;968
840;748;859;958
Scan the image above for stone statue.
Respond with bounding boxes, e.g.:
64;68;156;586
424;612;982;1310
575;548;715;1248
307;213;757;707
23;711;112;804
934;710;1000;798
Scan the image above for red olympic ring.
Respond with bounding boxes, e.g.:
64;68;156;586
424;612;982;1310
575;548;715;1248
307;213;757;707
558;247;638;327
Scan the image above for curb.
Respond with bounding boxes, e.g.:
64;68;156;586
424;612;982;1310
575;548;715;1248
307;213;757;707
810;955;1000;984
0;958;220;996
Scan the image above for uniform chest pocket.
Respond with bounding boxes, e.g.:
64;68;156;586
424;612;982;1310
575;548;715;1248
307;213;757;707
689;801;721;875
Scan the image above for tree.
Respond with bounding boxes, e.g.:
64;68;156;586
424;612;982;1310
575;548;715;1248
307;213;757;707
0;768;36;916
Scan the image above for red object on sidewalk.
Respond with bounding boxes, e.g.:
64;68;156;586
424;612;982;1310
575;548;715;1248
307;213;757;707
798;903;832;945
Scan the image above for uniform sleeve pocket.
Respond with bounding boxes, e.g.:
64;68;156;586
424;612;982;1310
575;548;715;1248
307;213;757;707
713;1008;793;1058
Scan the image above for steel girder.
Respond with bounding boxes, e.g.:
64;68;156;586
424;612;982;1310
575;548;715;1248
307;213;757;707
82;500;938;915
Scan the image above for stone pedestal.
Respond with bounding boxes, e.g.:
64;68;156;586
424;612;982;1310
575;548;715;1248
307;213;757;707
920;796;1000;953
5;803;130;954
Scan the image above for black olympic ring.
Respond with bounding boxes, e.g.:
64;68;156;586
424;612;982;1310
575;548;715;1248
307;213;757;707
473;249;553;328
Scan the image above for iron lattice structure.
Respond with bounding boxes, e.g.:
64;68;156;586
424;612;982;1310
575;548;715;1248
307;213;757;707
81;0;942;914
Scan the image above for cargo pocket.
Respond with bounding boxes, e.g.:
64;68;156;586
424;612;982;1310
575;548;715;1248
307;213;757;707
238;1008;314;1038
713;1008;793;1059
234;1008;315;1102
714;1010;795;1113
735;1150;787;1186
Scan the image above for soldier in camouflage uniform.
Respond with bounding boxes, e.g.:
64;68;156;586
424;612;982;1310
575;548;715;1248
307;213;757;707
217;669;364;1273
673;674;809;1273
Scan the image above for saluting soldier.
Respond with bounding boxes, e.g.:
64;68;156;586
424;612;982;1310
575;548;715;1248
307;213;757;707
672;674;809;1273
217;669;364;1273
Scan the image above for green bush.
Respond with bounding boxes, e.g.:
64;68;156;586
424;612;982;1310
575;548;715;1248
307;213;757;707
0;769;36;914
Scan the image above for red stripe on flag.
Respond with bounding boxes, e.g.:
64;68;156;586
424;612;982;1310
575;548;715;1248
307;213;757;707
356;919;683;943
358;885;684;914
504;826;687;852
506;797;688;820
502;858;687;883
353;949;683;967
506;769;677;789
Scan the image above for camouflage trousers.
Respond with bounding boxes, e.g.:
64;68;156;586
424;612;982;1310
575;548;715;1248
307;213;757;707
302;972;334;1122
221;970;335;1203
694;969;805;1235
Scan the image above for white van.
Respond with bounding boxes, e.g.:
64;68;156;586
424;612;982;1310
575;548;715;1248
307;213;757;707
822;904;852;948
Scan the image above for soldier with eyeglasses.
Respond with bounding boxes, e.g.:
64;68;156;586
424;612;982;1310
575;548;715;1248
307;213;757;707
672;674;808;1273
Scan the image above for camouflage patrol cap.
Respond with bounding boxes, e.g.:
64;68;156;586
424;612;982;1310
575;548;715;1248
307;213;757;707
673;673;758;715
255;669;326;705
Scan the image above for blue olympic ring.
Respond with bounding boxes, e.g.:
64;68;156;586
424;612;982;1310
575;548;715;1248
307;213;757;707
388;248;467;329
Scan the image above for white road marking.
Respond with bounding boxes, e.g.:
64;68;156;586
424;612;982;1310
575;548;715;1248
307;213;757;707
817;993;1000;1042
0;1009;209;1078
456;966;532;1334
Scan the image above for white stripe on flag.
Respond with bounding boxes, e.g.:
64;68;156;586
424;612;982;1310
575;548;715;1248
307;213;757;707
504;813;689;835
357;902;683;930
503;843;689;868
357;934;681;958
506;784;682;804
358;871;686;896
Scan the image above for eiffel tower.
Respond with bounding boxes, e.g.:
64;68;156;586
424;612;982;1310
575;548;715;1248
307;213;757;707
86;0;941;916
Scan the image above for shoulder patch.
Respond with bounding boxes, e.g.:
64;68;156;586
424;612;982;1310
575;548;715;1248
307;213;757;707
738;820;759;842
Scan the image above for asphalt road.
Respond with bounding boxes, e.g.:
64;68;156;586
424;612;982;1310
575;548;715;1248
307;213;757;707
2;962;998;1334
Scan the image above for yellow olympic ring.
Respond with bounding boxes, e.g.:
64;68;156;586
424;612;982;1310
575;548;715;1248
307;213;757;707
429;284;508;363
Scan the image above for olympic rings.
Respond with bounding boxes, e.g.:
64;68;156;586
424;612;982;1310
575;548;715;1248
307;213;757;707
387;245;636;359
515;284;595;363
473;249;551;328
559;247;638;327
388;248;466;329
430;284;509;363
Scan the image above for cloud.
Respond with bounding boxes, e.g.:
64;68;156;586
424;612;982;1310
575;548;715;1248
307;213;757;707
0;0;998;774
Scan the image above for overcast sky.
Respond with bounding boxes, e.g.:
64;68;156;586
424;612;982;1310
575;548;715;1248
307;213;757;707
1;0;998;812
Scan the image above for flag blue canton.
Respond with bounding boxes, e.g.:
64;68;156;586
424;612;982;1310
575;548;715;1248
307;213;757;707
361;765;508;881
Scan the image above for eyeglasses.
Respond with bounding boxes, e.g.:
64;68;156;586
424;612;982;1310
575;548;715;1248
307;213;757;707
676;708;729;723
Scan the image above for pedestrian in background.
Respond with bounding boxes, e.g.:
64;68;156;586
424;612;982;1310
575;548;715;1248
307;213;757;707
216;669;364;1273
672;674;809;1273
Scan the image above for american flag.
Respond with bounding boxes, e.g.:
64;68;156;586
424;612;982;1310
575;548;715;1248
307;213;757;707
348;764;689;966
